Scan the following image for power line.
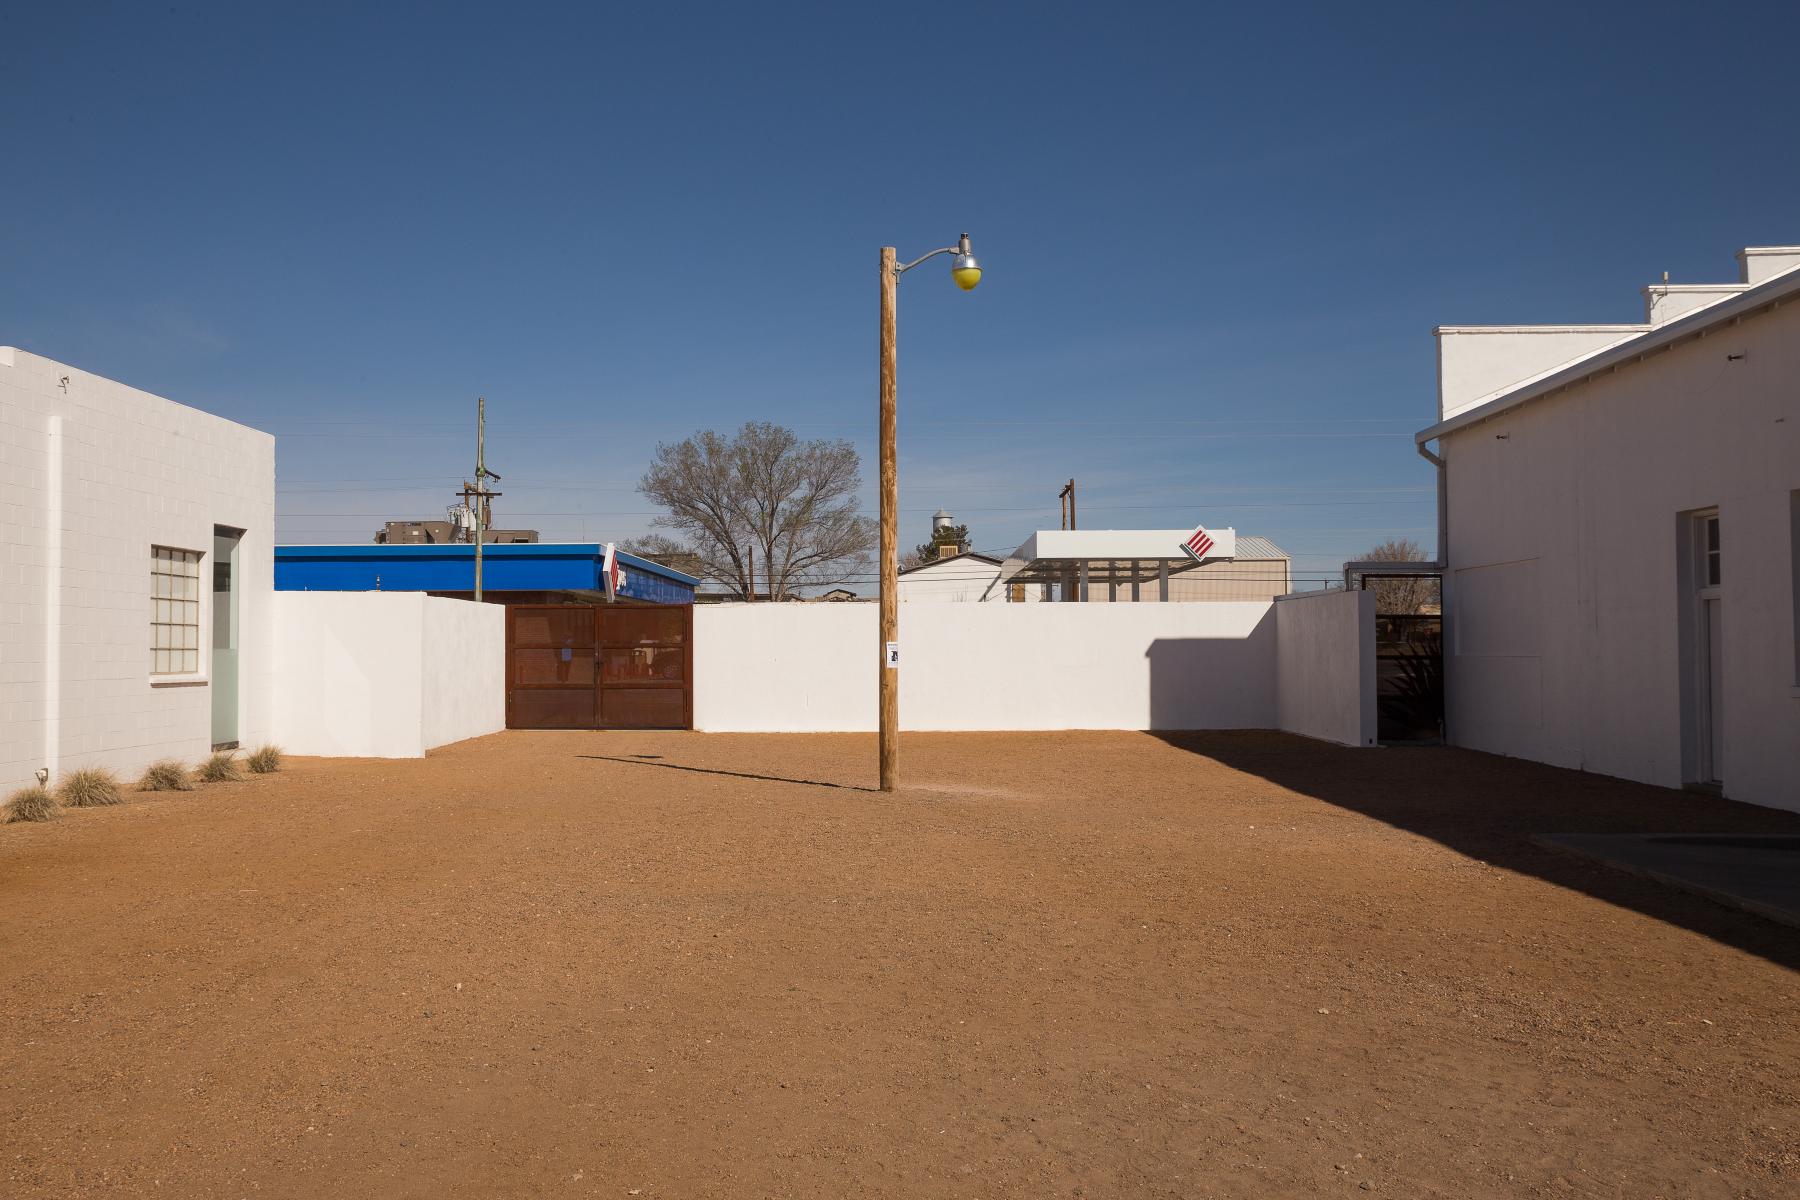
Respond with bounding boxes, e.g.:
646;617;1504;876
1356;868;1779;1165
276;502;1432;519
276;479;1435;494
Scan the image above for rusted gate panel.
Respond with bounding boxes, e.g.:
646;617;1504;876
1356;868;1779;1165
596;605;692;729
505;604;692;729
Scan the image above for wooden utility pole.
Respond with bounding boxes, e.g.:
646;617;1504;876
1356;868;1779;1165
474;397;486;601
747;543;755;602
878;246;899;792
1059;478;1079;602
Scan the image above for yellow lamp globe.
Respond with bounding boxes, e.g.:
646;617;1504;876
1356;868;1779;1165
951;253;982;291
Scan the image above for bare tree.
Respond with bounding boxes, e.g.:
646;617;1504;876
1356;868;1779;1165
619;534;707;580
1355;537;1439;614
638;422;876;599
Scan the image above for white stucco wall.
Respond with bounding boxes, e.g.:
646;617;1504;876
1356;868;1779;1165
1275;590;1377;748
693;602;1278;732
421;596;507;750
1439;298;1800;813
272;592;503;757
1641;284;1745;326
0;347;275;792
1738;246;1800;285
1436;326;1646;421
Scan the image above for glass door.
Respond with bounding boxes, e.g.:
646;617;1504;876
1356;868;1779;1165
212;527;242;748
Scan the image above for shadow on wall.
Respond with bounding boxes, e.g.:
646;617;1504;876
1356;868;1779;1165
1149;731;1800;971
1144;613;1277;730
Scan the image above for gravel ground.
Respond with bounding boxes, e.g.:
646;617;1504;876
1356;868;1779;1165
3;729;1798;1198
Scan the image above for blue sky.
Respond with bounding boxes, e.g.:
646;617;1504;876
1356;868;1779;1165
5;1;1798;587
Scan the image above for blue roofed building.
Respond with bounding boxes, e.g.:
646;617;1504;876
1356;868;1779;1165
275;543;698;606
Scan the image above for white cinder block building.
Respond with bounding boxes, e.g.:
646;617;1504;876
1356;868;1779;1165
1417;246;1800;813
1;347;275;793
899;553;1045;603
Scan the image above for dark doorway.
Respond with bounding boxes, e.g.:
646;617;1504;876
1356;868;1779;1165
505;604;692;729
1348;567;1444;743
1374;613;1442;743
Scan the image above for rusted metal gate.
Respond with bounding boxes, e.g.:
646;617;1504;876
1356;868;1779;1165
505;604;692;729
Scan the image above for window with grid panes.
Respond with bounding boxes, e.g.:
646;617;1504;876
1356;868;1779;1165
151;546;202;674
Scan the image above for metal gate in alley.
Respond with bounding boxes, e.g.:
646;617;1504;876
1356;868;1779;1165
504;604;692;730
1353;568;1445;744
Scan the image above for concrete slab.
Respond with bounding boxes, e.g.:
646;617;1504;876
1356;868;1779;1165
1532;833;1800;930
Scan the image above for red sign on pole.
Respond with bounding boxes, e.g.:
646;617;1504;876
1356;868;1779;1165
1179;525;1215;563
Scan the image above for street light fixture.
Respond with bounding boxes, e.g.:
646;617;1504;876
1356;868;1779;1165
878;232;981;792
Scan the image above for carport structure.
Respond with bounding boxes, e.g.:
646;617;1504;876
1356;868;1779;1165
993;528;1240;602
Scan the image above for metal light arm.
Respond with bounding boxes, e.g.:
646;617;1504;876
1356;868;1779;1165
893;245;961;275
895;232;976;277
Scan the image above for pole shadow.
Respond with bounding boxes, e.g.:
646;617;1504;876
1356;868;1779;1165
1148;730;1800;972
577;754;875;792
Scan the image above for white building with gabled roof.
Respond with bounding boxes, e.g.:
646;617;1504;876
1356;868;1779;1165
1417;245;1800;813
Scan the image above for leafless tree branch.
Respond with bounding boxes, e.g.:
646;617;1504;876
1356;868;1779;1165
637;422;875;598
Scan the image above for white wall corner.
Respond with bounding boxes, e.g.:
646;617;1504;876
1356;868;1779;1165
1274;588;1377;748
1435;326;1647;421
1736;246;1800;285
1641;283;1748;327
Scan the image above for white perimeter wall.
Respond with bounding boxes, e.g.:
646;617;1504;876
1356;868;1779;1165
0;347;275;792
272;593;503;758
1275;589;1377;748
694;602;1280;732
1441;297;1800;813
421;595;508;750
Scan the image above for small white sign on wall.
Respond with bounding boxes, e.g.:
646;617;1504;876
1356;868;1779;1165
885;641;899;668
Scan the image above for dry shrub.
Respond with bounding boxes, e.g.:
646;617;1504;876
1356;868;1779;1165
197;752;243;784
139;760;194;792
6;785;58;823
246;745;283;775
58;767;124;808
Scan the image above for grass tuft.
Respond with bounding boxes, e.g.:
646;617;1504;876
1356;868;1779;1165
245;745;283;775
197;752;243;784
5;785;59;823
58;767;124;808
139;760;195;792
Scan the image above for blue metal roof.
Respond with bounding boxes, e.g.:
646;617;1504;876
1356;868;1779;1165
275;543;697;605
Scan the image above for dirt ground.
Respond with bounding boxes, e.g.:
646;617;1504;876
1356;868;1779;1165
3;731;1798;1199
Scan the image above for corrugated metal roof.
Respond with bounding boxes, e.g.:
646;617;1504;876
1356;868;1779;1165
1234;536;1288;560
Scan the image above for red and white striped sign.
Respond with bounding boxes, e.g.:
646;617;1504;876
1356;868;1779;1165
1179;525;1216;562
602;542;623;599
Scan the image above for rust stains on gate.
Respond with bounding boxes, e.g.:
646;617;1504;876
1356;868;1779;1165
505;604;692;729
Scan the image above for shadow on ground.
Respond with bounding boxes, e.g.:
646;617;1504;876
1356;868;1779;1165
578;753;874;792
1152;730;1800;972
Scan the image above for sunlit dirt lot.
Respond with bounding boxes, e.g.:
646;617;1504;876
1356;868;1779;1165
4;729;1798;1198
